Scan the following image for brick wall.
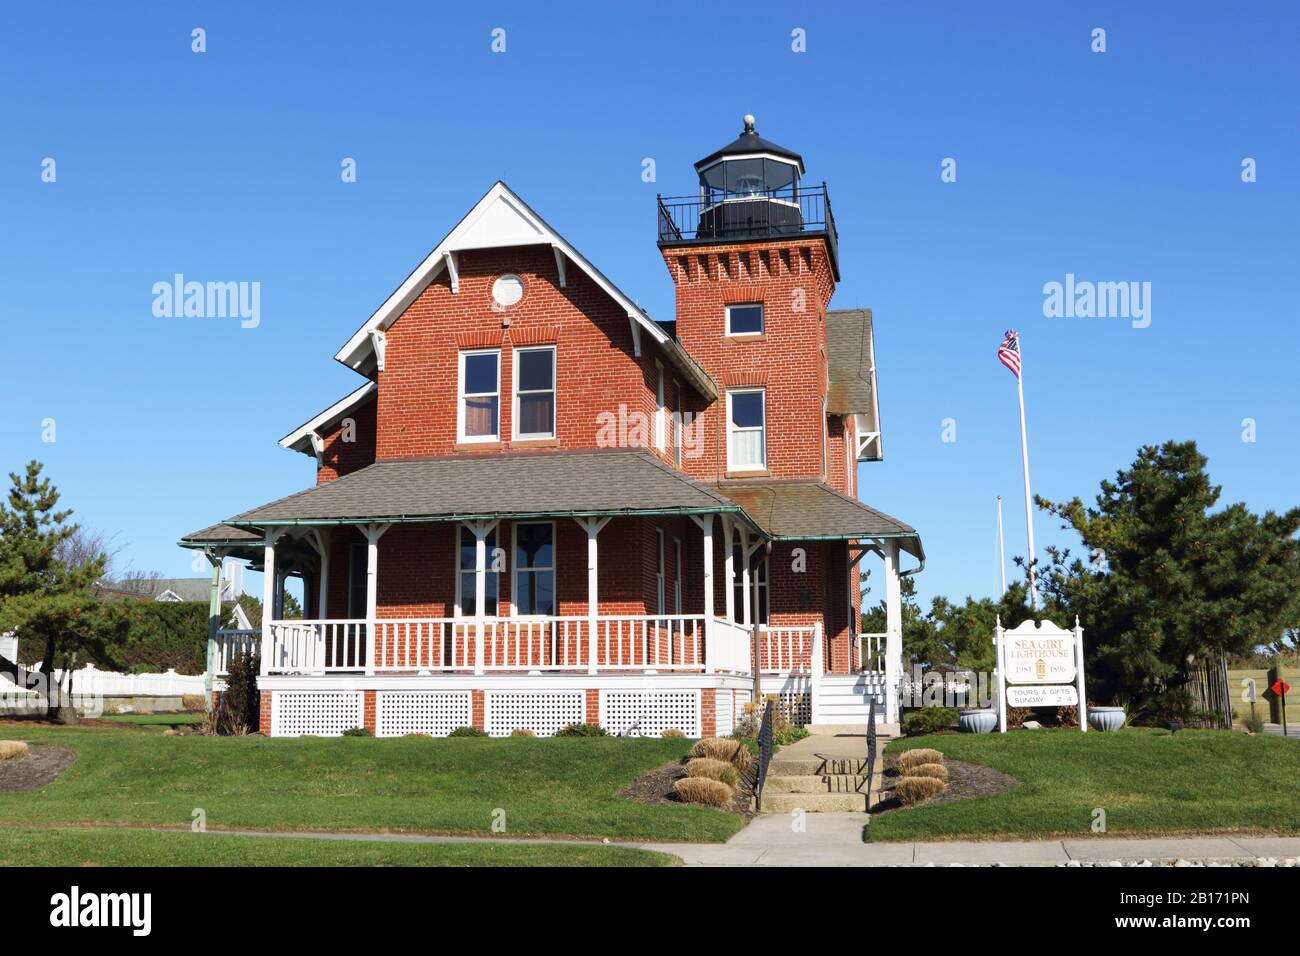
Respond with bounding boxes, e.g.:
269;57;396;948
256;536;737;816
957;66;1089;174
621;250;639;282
316;397;377;483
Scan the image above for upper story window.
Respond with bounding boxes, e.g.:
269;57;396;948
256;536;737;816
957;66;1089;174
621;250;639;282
514;346;555;440
726;303;764;336
727;388;766;471
654;361;667;451
458;349;500;443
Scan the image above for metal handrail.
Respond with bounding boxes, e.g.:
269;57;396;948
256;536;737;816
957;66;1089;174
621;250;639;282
656;183;837;247
864;694;879;812
754;699;775;811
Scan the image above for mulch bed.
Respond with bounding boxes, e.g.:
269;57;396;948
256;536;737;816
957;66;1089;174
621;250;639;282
869;754;1018;814
618;759;757;820
0;745;76;793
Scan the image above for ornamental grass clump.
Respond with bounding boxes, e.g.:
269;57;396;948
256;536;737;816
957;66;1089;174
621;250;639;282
690;736;752;770
0;741;29;760
685;757;740;788
896;748;944;774
510;728;535;737
660;728;686;739
673;777;734;808
906;762;948;782
896;775;946;805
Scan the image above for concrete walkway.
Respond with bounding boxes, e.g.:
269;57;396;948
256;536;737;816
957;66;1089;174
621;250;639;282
640;814;1300;866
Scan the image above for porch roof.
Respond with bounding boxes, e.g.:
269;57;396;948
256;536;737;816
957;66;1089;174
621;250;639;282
710;479;924;560
187;450;757;533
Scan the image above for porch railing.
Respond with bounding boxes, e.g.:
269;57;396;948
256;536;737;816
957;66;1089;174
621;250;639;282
213;628;260;677
261;615;745;676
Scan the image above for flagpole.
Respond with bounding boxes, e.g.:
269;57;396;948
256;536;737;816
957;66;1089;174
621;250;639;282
996;495;1007;596
1015;332;1040;609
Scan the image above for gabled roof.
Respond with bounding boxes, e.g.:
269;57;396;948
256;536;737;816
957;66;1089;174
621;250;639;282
332;181;716;398
826;308;884;462
216;450;757;530
280;382;377;457
710;479;923;561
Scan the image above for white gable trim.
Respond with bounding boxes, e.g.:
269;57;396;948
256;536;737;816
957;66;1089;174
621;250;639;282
333;181;668;372
279;382;378;456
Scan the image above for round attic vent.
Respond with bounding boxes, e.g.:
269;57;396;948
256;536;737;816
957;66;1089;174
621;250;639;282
492;274;524;308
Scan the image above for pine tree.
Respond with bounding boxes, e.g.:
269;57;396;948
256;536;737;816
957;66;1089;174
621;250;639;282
1037;440;1300;720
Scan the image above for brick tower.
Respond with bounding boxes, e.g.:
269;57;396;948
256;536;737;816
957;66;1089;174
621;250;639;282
657;115;841;484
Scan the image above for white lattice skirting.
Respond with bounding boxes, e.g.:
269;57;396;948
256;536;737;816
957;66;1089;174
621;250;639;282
272;691;364;737
376;691;472;738
485;691;585;737
601;690;701;738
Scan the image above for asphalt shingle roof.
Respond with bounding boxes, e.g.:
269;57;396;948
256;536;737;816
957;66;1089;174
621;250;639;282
826;308;876;417
711;480;922;559
218;451;746;526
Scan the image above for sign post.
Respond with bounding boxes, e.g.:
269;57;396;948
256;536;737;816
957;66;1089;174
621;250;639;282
1273;679;1290;737
995;617;1087;733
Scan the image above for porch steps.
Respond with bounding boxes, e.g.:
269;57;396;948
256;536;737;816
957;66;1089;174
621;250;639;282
758;733;891;814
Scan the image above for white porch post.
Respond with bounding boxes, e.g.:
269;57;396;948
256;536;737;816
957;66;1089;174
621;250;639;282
688;514;716;673
739;525;752;628
883;539;904;726
203;549;224;707
464;519;498;677
810;620;824;723
362;523;391;676
721;514;735;624
259;529;280;676
574;517;611;675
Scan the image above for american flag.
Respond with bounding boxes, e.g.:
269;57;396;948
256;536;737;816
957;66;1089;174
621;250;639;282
997;330;1021;379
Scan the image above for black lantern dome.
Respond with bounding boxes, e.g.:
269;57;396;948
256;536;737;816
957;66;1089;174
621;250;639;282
692;115;806;238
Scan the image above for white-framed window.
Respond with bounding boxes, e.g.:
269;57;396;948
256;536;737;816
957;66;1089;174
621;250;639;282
347;542;367;618
655;528;666;616
727;388;766;471
654;361;666;451
513;346;555;440
458;349;500;443
512;521;555;617
726;303;763;336
455;525;499;616
672;380;683;466
731;531;769;625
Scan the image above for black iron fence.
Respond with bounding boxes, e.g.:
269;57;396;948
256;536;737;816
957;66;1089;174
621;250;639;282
656;184;838;264
754;698;774;811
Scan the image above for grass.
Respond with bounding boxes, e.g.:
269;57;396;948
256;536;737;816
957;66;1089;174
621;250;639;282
0;827;675;867
0;724;743;843
102;713;205;730
871;727;1300;841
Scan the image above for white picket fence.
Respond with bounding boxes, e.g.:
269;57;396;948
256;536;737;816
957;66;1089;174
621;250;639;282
0;664;206;698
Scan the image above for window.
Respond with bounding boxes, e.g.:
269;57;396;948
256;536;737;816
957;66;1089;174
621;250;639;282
347;542;367;618
730;531;768;625
655;528;665;616
513;522;555;617
726;303;763;336
727;388;766;471
513;346;555;440
457;525;499;616
672;381;683;466
458;349;500;442
654;361;666;451
491;274;524;308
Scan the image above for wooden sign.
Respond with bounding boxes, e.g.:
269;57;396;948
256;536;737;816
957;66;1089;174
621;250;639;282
1006;684;1079;708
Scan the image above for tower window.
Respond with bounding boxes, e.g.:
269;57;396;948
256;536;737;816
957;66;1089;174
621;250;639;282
726;304;763;336
727;388;766;471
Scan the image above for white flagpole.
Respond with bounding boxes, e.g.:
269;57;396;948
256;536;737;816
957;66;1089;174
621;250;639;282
996;495;1007;596
1015;332;1040;609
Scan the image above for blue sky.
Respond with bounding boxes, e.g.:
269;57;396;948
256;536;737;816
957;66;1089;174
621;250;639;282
1;2;1295;607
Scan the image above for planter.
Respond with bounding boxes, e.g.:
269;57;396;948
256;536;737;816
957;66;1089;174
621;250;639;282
958;709;997;734
1087;706;1126;732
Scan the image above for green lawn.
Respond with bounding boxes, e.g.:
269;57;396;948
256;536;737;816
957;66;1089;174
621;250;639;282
102;713;205;730
0;827;674;867
0;725;742;843
871;728;1300;841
